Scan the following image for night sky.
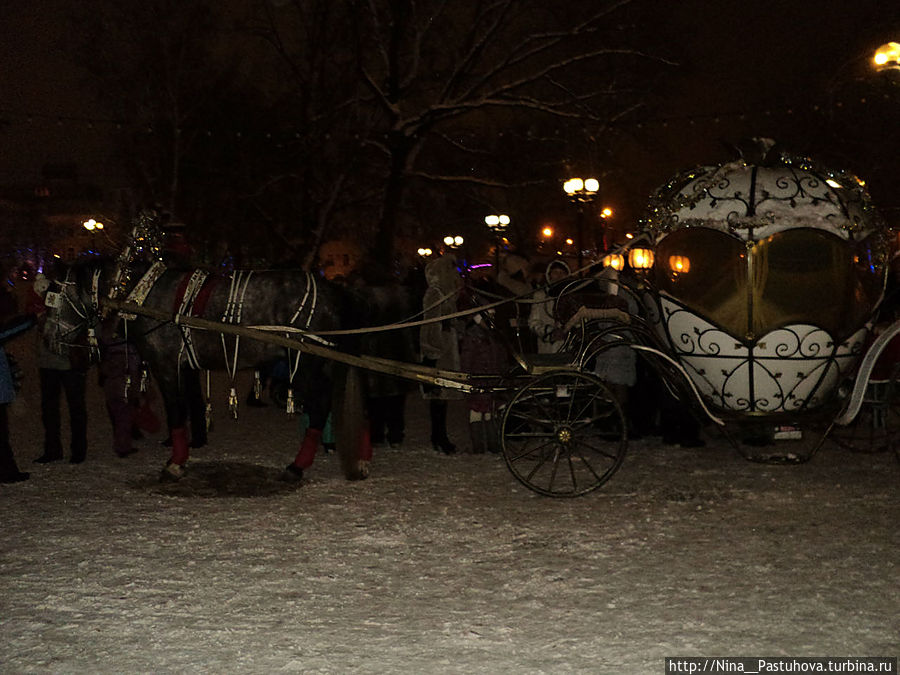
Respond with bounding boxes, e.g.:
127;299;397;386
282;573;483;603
1;0;898;216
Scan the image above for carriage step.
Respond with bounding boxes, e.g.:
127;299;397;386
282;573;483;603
519;352;578;375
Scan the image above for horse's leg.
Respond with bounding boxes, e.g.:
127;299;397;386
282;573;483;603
334;365;371;481
159;370;191;481
281;358;331;481
184;369;207;448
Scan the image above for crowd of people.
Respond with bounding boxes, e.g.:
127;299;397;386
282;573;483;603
408;250;707;455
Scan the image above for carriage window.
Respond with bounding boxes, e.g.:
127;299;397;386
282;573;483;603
654;227;886;342
653;228;749;338
750;229;884;340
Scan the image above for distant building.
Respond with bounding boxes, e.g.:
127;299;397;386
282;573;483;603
0;164;126;273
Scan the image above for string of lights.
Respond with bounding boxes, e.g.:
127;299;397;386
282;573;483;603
4;93;897;140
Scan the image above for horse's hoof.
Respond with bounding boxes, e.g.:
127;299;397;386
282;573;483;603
159;462;185;482
279;463;304;482
346;460;370;481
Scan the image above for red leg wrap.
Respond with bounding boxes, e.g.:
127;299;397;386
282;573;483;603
293;427;322;470
359;425;373;462
170;426;190;466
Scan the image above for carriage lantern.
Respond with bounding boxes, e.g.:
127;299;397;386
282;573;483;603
601;252;624;271
667;254;691;274
627;247;654;271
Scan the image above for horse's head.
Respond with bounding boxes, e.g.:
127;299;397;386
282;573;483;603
38;259;107;358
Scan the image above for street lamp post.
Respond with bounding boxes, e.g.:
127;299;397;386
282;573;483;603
563;177;599;268
873;42;900;72
443;235;464;253
484;214;510;271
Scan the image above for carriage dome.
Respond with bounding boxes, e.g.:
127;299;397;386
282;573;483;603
637;147;891;417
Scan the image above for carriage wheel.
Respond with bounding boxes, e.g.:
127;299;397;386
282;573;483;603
831;375;900;458
500;370;627;497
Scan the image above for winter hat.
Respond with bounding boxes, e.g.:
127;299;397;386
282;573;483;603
33;274;50;296
545;259;570;284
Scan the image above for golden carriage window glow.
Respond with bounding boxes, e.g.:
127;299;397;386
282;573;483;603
628;247;654;270
654;227;886;342
542;226;553;238
601;253;624;270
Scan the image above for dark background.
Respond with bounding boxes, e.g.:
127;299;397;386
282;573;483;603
2;1;899;242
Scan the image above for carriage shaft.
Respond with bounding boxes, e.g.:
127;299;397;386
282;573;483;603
103;299;478;392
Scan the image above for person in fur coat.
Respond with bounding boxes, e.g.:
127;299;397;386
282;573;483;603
420;255;463;453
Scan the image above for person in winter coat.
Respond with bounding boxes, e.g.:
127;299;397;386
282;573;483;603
0;275;35;483
32;271;90;464
420;255;463;454
459;271;509;453
98;317;142;458
528;259;571;354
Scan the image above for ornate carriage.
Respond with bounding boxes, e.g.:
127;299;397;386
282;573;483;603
496;146;900;495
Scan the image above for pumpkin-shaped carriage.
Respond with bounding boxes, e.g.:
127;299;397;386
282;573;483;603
493;149;899;496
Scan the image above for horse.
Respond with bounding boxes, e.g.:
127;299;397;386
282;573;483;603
41;256;415;482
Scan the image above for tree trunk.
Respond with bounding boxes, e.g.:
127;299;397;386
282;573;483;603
374;133;415;263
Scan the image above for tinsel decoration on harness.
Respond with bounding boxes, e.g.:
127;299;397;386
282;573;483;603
104;210;167;403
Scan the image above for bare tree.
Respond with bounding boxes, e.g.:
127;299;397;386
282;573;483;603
72;1;251;221
250;0;668;262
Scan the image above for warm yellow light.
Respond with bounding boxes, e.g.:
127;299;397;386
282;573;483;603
625;233;634;239
542;226;553;238
601;253;624;271
454;236;464;246
83;218;97;231
565;238;574;245
873;42;900;70
499;214;510;226
668;255;691;273
600;207;613;218
443;236;454;246
485;215;499;227
418;247;432;257
583;178;599;193
564;178;583;195
628;247;655;270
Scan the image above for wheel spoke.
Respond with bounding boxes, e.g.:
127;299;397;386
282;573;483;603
507;437;556;464
571;437;623;463
524;443;560;483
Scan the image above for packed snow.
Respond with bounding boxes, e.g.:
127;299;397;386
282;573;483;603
1;340;898;673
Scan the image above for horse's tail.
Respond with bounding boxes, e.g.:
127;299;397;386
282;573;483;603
332;363;369;480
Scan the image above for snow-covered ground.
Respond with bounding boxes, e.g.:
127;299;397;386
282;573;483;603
1;338;898;674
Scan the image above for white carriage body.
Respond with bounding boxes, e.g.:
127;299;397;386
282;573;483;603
640;154;889;416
